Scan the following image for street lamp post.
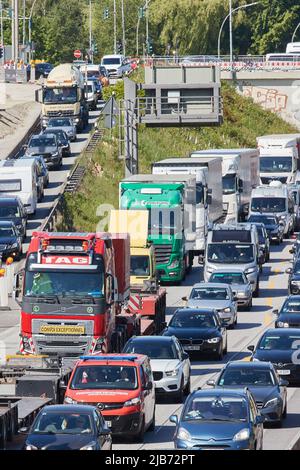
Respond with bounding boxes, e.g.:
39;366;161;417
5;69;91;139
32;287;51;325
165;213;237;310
89;0;93;63
229;0;233;65
121;0;125;56
28;0;38;62
113;0;117;54
218;1;260;60
292;22;300;43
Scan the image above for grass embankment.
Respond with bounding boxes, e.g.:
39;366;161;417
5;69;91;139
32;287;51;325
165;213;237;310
58;80;298;232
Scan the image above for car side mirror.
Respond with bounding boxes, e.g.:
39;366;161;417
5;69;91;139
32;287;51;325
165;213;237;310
206;379;215;387
182;296;188;302
207;195;212;205
182;352;189;360
19;427;29;435
272;309;279;316
247;345;255;352
290;247;296;254
255;415;265;425
169;415;178;425
279;379;289;386
286;268;293;275
144;381;153;391
59;380;67;390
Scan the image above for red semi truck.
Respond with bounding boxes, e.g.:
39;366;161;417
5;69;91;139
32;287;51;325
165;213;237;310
16;231;160;356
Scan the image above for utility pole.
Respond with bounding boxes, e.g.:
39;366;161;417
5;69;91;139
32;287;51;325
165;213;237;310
121;0;125;56
229;0;233;66
113;0;117;54
0;1;3;48
145;0;149;55
22;0;26;46
11;0;19;63
89;0;93;63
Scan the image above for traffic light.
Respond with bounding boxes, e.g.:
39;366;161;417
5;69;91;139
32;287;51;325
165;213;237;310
103;7;109;19
0;46;3;60
92;40;98;54
138;7;145;19
117;40;123;54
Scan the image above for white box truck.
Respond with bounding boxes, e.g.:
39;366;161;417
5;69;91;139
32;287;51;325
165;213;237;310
257;134;300;185
190;149;260;224
0;160;38;215
152;157;223;254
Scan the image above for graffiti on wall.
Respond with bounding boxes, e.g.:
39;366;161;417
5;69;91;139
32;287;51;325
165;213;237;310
243;86;288;113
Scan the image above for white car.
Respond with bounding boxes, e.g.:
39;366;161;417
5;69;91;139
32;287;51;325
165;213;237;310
85;80;98;110
123;335;191;402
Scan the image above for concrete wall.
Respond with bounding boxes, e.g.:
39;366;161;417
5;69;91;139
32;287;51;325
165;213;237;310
222;70;300;130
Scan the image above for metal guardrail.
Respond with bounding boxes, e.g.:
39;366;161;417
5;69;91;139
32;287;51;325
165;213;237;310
6;114;41;161
0;66;28;83
138;96;222;118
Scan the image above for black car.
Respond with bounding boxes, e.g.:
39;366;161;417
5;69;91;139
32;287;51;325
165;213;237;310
43;129;71;157
163;308;227;360
250;222;270;263
22;405;112;450
0;197;27;241
0;220;22;260
208;361;288;426
25;134;63;169
274;295;300;328
286;258;300;295
248;328;300;385
248;214;284;244
27;62;53;80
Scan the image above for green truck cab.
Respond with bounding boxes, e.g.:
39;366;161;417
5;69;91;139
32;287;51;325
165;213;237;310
119;175;196;283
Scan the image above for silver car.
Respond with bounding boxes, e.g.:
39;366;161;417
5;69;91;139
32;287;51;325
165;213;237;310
208;269;253;310
46;117;77;141
183;283;238;329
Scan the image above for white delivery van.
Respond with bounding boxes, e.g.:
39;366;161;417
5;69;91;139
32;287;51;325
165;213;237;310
257;134;300;184
286;43;300;54
0;160;38;215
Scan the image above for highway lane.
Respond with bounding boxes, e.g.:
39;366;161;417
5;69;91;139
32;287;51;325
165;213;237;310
113;240;300;450
0;105;102;356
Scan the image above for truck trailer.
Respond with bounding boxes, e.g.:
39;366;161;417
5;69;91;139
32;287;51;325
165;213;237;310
119;174;197;283
190;149;260;224
152;157;223;254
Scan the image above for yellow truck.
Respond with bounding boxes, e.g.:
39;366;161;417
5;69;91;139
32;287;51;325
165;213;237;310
109;210;166;334
37;63;89;131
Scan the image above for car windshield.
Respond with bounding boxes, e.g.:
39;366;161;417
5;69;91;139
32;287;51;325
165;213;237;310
210;273;246;285
32;411;93;435
222;174;236;195
282;300;300;313
70;365;138;390
43;87;77;104
248;215;277;225
259;335;300;350
218;369;275;386
207;243;255;264
102;58;121;65
190;287;229;300
48;118;72;127
183;397;248;422
29;137;56;147
44;131;66;142
24;271;104;300
0;206;19;218
260;157;292;173
251;198;286;213
170;311;217;328
123;341;178;359
0;227;15;237
130;255;150;276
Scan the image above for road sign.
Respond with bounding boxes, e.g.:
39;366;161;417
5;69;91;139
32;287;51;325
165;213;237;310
101;96;119;129
74;50;82;59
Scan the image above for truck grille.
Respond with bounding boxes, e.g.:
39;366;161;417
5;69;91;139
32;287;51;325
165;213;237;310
47;110;74;117
32;335;93;355
154;244;172;265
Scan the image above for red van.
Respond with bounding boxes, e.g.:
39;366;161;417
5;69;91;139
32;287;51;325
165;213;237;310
64;354;155;442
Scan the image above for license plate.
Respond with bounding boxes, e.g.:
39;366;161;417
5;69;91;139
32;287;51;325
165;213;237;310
183;345;201;351
39;325;85;335
105;421;112;428
277;370;290;375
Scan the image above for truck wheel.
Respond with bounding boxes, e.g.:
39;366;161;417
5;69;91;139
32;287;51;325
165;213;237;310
148;407;155;432
0;419;7;449
135;416;145;443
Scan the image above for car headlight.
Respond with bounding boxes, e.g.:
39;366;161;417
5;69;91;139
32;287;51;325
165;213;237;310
223;307;231;313
10;242;18;249
207;337;221;343
233;428;250;442
277;321;289;328
264;397;279;408
124;397;141;407
80;442;97;451
177;427;191;441
169;259;180;269
26;444;38;450
165;369;180;377
245;267;256;275
237;292;247;298
64;396;77;404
